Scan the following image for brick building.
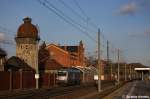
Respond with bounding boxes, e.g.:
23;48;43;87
59;40;85;66
46;44;70;67
39;41;86;72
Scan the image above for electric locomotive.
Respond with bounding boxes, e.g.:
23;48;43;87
56;68;81;85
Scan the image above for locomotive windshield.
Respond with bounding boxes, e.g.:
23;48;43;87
58;71;67;76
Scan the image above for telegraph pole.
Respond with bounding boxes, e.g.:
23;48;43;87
125;63;127;81
117;49;120;84
110;63;113;80
130;65;131;80
97;29;101;92
107;40;111;80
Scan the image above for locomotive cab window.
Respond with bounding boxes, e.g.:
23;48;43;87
58;71;67;76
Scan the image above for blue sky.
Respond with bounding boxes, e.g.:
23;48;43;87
0;0;150;66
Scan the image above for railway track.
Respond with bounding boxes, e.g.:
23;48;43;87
0;81;115;99
0;84;93;99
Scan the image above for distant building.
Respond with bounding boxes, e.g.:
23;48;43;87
59;40;85;66
15;17;40;70
46;43;70;67
0;48;7;71
101;60;106;78
38;41;86;72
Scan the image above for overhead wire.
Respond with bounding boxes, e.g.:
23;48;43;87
72;0;118;53
37;0;96;42
73;0;89;20
58;0;97;32
72;0;123;55
0;25;16;45
58;0;87;22
0;25;16;34
37;0;125;62
72;0;98;29
73;0;126;62
44;0;91;33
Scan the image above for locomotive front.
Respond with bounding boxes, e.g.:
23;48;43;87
56;69;68;85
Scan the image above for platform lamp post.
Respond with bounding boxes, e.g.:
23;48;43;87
35;38;40;89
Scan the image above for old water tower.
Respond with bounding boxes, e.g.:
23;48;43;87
15;17;40;70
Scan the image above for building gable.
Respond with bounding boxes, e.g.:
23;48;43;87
46;44;68;54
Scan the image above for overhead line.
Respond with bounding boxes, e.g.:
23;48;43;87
58;0;86;22
58;0;98;33
72;0;111;46
37;0;96;42
37;0;123;61
73;0;88;19
0;40;15;45
0;25;16;45
0;25;16;34
72;0;113;46
44;0;90;33
72;0;99;29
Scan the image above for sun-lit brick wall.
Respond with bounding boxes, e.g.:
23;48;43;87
45;41;85;68
46;44;70;67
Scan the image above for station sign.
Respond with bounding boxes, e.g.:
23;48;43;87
94;75;98;80
35;74;39;79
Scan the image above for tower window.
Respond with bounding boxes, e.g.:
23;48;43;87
20;45;23;49
25;45;28;49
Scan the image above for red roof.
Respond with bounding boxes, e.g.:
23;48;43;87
17;17;39;39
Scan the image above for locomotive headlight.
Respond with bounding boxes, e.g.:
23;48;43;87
58;76;67;81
